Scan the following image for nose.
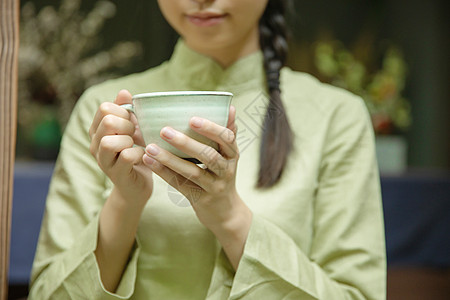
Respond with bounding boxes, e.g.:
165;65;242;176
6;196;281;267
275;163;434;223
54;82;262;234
191;0;213;9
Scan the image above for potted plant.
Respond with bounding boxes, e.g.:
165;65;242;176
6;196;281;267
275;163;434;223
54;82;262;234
287;33;411;174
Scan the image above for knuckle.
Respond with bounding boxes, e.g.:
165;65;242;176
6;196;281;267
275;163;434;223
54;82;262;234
102;114;117;129
198;147;211;161
99;102;115;115
205;149;221;165
99;136;114;152
127;121;136;135
124;135;135;147
119;148;135;163
220;128;234;144
225;129;235;143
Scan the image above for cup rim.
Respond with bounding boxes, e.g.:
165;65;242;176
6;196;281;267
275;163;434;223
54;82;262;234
133;91;233;99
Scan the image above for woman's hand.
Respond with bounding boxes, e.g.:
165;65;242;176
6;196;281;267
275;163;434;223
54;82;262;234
89;89;153;207
89;89;154;292
143;106;252;269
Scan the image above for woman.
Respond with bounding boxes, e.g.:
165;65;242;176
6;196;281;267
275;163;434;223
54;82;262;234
30;0;386;299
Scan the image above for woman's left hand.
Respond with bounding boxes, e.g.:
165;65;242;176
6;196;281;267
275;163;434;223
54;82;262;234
143;106;252;269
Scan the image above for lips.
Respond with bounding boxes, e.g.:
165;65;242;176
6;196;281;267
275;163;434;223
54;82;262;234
186;11;227;27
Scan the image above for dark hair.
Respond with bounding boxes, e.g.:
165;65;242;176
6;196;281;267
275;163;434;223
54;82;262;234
257;0;294;188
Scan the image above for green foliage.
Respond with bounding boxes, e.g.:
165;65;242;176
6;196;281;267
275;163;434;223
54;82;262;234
18;0;142;158
314;39;411;134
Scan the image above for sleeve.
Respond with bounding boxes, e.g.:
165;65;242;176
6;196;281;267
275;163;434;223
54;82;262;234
206;96;386;300
29;88;141;299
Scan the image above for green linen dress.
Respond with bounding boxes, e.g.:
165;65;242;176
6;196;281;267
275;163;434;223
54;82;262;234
29;40;386;300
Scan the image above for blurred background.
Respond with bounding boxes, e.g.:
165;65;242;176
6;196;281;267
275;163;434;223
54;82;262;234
9;0;450;299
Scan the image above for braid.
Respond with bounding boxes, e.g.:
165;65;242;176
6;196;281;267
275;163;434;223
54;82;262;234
257;0;294;188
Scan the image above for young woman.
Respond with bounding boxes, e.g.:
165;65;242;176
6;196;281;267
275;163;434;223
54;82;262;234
30;0;386;299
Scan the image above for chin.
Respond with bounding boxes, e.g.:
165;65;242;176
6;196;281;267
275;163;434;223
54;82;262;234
187;34;232;50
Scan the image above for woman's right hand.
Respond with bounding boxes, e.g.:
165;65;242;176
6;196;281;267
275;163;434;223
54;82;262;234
90;90;153;292
89;89;153;207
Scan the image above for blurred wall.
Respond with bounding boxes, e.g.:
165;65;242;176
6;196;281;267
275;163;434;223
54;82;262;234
384;0;449;171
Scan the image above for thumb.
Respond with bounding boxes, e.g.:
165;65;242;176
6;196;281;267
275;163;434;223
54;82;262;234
114;89;133;105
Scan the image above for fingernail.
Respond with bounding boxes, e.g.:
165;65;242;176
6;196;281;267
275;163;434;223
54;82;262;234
146;144;159;156
191;117;203;128
162;127;176;139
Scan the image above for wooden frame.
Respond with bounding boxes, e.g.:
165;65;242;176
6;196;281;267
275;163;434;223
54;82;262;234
0;0;19;298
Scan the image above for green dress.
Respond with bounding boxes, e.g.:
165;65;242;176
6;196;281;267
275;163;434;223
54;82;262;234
30;40;386;299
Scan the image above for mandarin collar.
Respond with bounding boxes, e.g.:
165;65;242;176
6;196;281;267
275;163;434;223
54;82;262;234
167;40;266;95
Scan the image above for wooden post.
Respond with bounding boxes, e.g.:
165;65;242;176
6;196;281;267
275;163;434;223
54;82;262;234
0;0;19;298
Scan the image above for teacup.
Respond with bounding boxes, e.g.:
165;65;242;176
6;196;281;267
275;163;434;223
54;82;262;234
121;91;233;161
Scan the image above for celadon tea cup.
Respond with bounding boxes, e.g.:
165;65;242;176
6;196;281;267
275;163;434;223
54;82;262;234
121;91;233;161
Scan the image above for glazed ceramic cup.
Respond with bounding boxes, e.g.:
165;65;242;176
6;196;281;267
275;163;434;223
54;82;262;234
121;91;233;160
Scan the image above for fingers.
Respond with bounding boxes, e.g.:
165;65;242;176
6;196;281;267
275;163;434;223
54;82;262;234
157;126;234;177
114;89;133;105
188;117;238;159
227;105;237;134
114;90;145;146
96;134;146;184
115;146;145;174
90;102;131;139
142;106;240;200
144;154;202;203
90;90;139;158
144;144;215;188
90;114;135;157
89;90;133;138
97;135;134;170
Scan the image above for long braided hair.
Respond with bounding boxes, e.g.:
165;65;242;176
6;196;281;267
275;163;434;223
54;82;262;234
257;0;293;188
